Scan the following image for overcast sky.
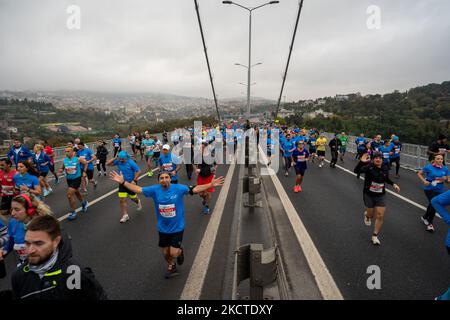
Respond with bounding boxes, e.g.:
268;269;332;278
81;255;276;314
0;0;449;101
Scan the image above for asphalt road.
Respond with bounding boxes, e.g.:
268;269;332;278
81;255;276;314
275;150;450;299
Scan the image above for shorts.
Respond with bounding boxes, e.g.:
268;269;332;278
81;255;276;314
158;230;184;248
118;184;137;199
197;174;215;193
317;150;326;157
49;164;55;172
39;171;49;178
67;177;82;190
309;148;316;154
294;167;306;176
153;152;160;160
340;147;347;153
363;193;386;208
83;169;94;180
145;154;154;162
0;196;14;212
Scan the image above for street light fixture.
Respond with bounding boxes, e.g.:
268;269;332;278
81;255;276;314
223;0;279;119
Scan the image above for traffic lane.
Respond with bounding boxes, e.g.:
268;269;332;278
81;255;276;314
277;161;450;299
331;151;448;208
57;163;230;300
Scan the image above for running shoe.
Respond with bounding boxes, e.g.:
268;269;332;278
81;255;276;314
136;199;142;211
43;189;49;197
68;211;77;221
81;200;88;213
426;224;435;232
93;181;98;190
103;172;107;176
203;206;210;215
147;170;153;177
421;217;430;226
47;187;53;195
297;185;302;192
294;186;299;193
177;248;184;266
80;189;88;195
120;214;130;223
98;172;102;177
55;176;60;184
285;172;289;177
371;236;381;245
165;264;179;279
364;211;371;226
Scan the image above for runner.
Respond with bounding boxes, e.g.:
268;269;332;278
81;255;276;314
32;144;53;197
427;134;450;164
112;134;122;158
339;132;348;162
328;134;342;168
106;151;142;223
60;147;88;221
128;133;136;159
7;139;32;169
152;135;163;169
430;190;450;300
193;141;218;214
42;140;59;184
13;161;41;198
316;133;328;168
280;134;296;176
109;170;224;278
158;145;181;183
77;143;98;194
135;132;144;161
142;133;156;177
370;135;383;152
307;132;318;163
0;158;17;216
354;152;400;245
417;154;449;232
389;136;402;178
355;133;367;160
378;139;394;168
96;140;108;177
291;141;309;193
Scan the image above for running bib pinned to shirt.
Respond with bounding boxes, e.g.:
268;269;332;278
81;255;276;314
369;182;384;193
159;204;176;218
163;163;173;171
383;153;390;159
297;155;306;162
66;165;77;175
1;185;15;196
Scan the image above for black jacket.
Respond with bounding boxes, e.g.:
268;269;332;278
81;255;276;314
11;233;107;300
96;145;109;161
328;138;342;153
355;163;394;196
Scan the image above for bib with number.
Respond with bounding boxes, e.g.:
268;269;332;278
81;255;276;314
159;204;176;218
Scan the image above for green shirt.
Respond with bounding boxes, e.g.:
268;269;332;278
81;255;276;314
339;136;348;147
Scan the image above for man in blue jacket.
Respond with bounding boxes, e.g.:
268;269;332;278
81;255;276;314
431;190;450;300
7;140;32;169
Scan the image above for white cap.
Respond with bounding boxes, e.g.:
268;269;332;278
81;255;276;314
162;144;170;150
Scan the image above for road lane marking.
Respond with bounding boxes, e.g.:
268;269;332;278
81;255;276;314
58;168;157;222
259;146;343;300
180;163;236;300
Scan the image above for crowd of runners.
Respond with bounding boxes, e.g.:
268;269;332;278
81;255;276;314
0;123;449;300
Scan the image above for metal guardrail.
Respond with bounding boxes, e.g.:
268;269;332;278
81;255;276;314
322;133;430;170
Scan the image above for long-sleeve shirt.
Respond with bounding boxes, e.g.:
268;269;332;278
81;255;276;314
355;163;394;196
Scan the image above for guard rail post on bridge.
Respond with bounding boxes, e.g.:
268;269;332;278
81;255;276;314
236;243;277;300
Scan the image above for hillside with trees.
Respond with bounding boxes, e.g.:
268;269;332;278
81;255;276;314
284;81;450;145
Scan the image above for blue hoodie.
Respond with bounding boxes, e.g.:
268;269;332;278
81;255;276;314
431;190;450;248
7;145;32;168
4;218;27;263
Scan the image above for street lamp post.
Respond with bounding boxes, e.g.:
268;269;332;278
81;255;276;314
223;1;279;119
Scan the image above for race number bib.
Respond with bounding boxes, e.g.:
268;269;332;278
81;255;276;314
297;155;306;162
369;182;384;193
439;148;447;154
159;204;176;218
383;153;390;159
163;163;173;171
66;165;77;175
114;143;120;147
1;185;15;196
14;244;28;259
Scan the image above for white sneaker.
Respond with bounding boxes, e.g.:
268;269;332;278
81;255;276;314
420;217;429;226
371;236;381;245
364;211;371;226
136;199;142;211
120;214;130;223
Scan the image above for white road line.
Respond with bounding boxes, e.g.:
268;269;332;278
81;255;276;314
323;159;436;215
180;163;236;300
259;147;343;300
58;168;158;222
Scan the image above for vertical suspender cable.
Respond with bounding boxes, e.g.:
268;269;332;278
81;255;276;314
194;0;221;122
274;0;304;120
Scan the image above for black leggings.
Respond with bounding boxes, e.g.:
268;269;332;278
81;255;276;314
389;157;400;175
423;189;441;224
97;160;106;172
